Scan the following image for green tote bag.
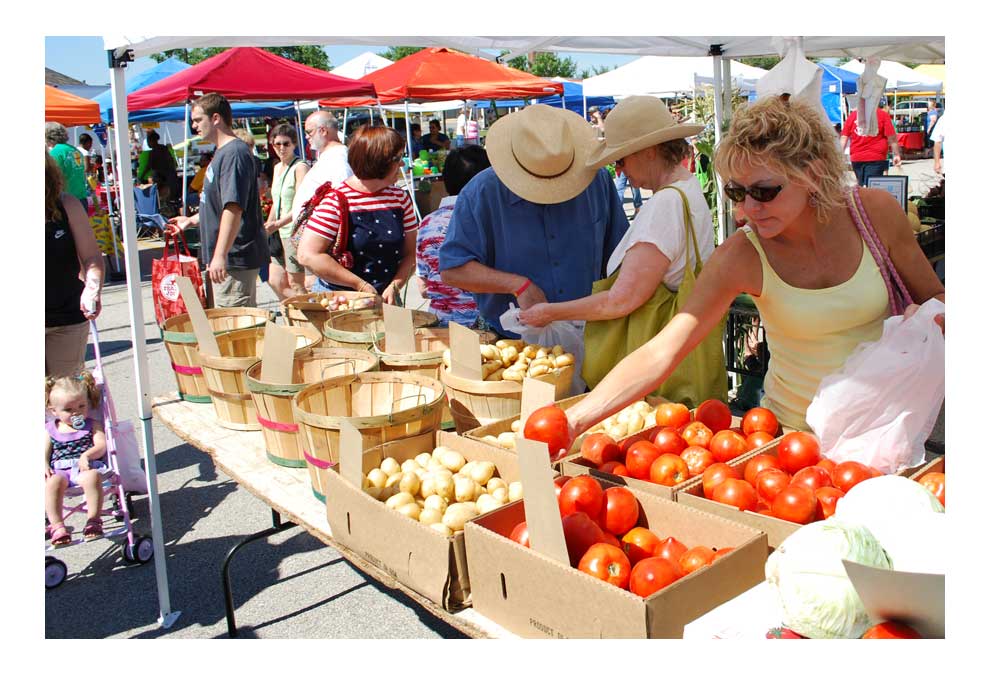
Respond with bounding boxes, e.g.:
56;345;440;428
582;186;728;407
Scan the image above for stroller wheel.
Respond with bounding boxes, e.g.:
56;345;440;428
46;557;67;589
123;536;154;565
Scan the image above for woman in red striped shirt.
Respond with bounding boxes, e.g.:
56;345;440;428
297;125;418;305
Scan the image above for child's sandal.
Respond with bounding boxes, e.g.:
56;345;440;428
83;518;103;540
50;524;71;547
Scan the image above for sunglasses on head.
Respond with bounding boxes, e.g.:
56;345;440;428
723;182;784;203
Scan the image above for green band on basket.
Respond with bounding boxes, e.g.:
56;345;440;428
312;488;326;503
265;451;307;468
180;392;212;403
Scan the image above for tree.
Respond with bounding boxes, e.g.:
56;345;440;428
498;51;578;78
579;64;615;80
150;46;331;70
738;56;781;71
377;47;424;62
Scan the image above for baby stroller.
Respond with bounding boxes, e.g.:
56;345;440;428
45;322;154;589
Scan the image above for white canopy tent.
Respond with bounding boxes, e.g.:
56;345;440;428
839;59;943;93
99;35;946;629
330;51;393;79
582;56;767;97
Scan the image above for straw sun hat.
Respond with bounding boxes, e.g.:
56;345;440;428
485;104;599;204
586;96;704;169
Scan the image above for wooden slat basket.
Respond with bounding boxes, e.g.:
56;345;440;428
291;371;446;502
162;307;273;403
245;348;380;468
199;324;321;431
281;291;381;334
321;308;439;350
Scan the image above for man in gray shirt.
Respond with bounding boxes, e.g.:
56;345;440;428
167;93;267;307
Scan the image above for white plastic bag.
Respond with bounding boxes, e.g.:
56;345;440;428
108;419;149;494
806;298;944;475
500;304;586;396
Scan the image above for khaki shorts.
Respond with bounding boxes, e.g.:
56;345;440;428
280;235;305;275
211;268;259;308
46;321;89;377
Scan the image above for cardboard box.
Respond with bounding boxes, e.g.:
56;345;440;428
463;438;768;638
323;428;521;611
909;455;945;481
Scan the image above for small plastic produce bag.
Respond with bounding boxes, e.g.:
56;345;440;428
500;304;586;396
806;298;945;475
109;419;148;494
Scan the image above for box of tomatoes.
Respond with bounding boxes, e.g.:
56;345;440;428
559;399;788;504
463;436;768;638
677;429;926;548
909;456;945;508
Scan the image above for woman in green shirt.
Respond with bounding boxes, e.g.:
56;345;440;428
264;124;310;299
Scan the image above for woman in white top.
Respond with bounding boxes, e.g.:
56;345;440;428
264;123;310;299
520;96;726;404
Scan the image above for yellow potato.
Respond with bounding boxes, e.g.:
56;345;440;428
527;364;551;377
433;474;455;501
366;468;388;490
468;461;496;485
430;523;453;537
495;339;525;350
554;354;575;367
476;494;502;515
508;481;524;502
485;367;506;382
401;459;419;475
380;457;401;477
439;449;466;472
384;472;406;490
489;486;509;504
364;485;384;500
510;420;521;433
415;452;433;469
496;432;517;449
399;472;421;496
385;492;415;510
486;477;508;494
395;502;422;520
418;508;443;526
442;502;480;532
423;494;448;513
454;475;478;503
502;369;525;382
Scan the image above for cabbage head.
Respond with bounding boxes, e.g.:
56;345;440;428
765;519;891;639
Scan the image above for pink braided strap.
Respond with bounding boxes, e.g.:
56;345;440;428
257;415;299;433
847;187;913;316
304;451;335;470
171;362;203;375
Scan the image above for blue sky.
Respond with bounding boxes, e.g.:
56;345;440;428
45;37;636;87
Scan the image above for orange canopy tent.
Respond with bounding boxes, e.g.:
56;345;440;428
320;47;563;106
45;85;101;126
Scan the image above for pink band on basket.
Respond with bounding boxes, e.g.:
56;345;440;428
257;415;299;433
171;362;203;376
304;451;336;470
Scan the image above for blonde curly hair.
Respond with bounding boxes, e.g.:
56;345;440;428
46;371;100;410
714;97;850;222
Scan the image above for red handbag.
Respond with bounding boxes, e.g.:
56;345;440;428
152;229;206;326
288;181;354;269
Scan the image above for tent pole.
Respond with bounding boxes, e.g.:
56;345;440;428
403;99;421;223
342;108;349;143
583;93;587;120
181;100;189;215
107;51;180;630
294;102;306;160
712;53;728;245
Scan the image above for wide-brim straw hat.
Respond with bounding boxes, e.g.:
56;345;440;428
485;104;599;204
586;96;705;169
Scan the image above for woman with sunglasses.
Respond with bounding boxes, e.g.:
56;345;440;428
561;95;944;440
264;124;310;299
520;96;726;406
296;125;418;305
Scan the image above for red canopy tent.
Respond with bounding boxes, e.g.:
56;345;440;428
127;46;377;109
320;47;563;106
46;85;101;126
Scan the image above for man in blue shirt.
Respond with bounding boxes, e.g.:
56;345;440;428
439;105;629;337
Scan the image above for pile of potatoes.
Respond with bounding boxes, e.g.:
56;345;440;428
442;339;575;382
479;419;526;451
317;294;377;311
363;445;523;535
586;400;657;440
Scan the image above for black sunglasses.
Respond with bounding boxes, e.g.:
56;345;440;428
723;182;784;203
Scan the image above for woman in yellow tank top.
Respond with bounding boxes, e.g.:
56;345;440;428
565;96;944;438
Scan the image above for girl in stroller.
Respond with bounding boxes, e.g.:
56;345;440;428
45;371;107;546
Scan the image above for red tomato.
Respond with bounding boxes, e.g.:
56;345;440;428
523;405;571;460
712;478;759;511
678;545;716;576
744;453;782;487
814;486;845;520
710;430;749;463
625;441;662;480
680;445;715;477
742;407;779;437
755;503;774;516
598;486;640;536
712;547;734;561
649;453;691;486
629;557;680;597
702;462;740;500
553;475;570;500
652;427;688;455
617;435;641;459
558;475;605;520
599;530;622;548
580;433;621;466
621;527;662;566
598;460;630;477
816;458;837;474
755;468;792;505
509;521;529;547
655;536;688;568
695;399;732;433
654;402;691;429
681;421;714;449
777;432;821;474
766;627;805;639
791;466;833;492
831;461;875;494
918;472;945;507
578;543;632;589
861;621;922;639
771;485;817;524
561;512;606;567
746;431;776;450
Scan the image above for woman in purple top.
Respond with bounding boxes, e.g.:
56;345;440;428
45;372;108;546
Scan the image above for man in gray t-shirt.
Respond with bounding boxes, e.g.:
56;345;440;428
167;93;268;307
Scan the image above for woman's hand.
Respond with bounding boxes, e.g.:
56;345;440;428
382;282;401;305
903;303;945;334
519;302;555;328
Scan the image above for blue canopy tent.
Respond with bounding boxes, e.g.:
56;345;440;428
820;63;859;124
93;57;297;122
471;80;614;118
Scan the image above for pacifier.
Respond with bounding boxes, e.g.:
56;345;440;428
70;415;86;430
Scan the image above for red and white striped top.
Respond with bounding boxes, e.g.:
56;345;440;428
306;182;417;240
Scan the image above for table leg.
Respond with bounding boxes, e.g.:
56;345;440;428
221;508;298;638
